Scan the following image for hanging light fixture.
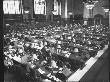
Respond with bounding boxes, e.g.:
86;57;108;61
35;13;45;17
84;0;98;9
24;10;29;14
103;9;109;12
86;4;94;9
83;0;98;25
102;6;109;17
92;0;98;4
102;7;109;12
38;0;45;5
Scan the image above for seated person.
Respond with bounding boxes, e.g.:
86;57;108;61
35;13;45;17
56;60;64;68
50;60;58;68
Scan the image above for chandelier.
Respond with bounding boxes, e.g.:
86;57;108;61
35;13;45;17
86;4;94;9
38;0;45;5
92;0;98;4
102;6;109;12
84;0;98;9
24;10;29;14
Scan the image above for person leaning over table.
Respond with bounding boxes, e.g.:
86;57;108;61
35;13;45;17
21;53;40;78
21;53;34;70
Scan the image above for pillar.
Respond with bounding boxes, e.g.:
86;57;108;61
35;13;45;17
46;0;53;21
65;0;67;20
109;11;110;26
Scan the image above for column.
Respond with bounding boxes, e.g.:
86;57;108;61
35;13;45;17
65;0;67;20
58;1;61;15
71;0;74;18
46;0;54;21
89;9;91;18
109;11;110;26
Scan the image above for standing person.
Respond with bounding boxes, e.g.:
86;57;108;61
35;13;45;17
23;10;29;23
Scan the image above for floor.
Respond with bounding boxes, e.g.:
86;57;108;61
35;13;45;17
79;49;109;82
4;49;109;82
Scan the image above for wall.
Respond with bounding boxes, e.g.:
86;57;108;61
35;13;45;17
72;0;84;15
61;0;84;19
93;0;109;18
4;0;108;21
46;0;54;21
22;0;54;21
83;0;109;19
93;0;105;18
23;0;33;19
60;0;65;19
109;11;110;26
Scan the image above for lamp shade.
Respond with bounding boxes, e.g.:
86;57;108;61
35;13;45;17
74;48;79;52
19;48;23;53
57;45;61;48
42;79;51;82
44;41;48;45
58;40;62;44
25;43;30;47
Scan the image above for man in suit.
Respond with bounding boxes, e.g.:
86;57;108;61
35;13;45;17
23;10;29;23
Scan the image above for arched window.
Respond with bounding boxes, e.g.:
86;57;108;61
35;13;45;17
53;0;61;15
34;0;46;15
3;0;23;14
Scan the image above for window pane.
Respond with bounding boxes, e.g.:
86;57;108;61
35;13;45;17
53;0;58;15
34;0;46;14
3;0;21;14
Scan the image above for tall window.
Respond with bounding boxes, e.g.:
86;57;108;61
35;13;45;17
3;0;23;14
53;0;61;15
53;0;59;15
34;0;46;14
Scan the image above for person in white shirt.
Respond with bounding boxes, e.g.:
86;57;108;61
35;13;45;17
51;60;58;68
21;54;32;72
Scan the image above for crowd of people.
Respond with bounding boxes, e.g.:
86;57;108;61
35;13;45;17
4;21;109;82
